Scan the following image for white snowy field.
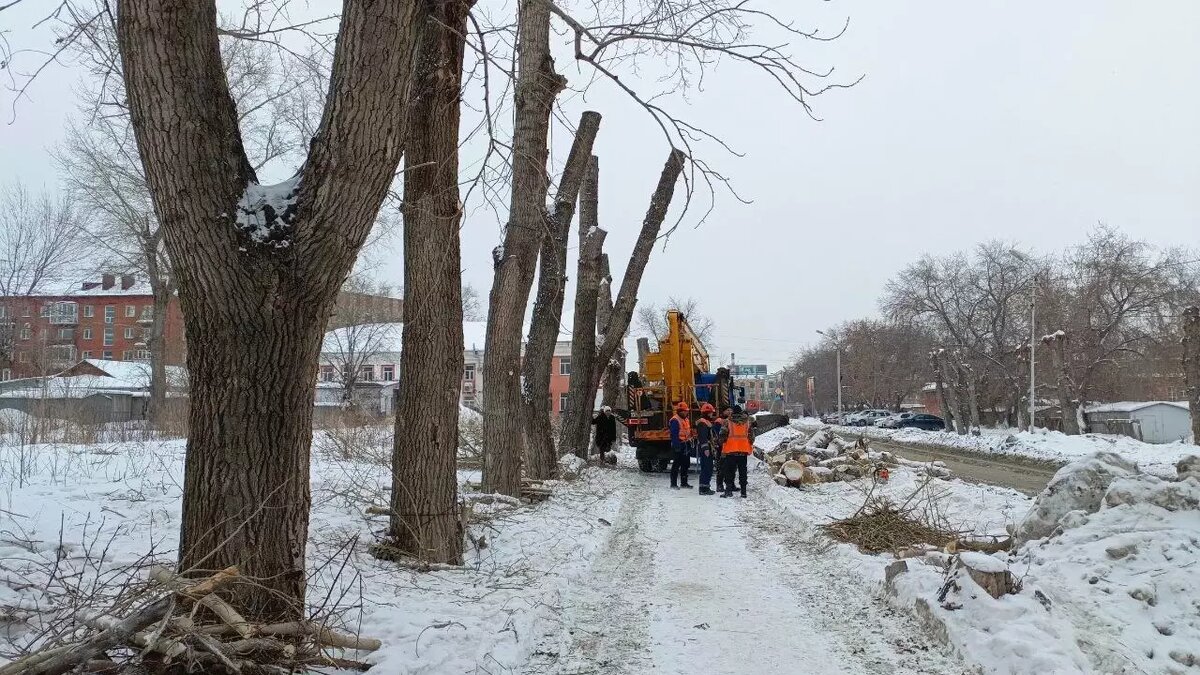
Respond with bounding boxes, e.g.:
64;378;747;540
786;418;1199;477
3;427;1198;674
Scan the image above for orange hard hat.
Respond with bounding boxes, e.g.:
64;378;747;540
700;403;715;414
675;402;690;413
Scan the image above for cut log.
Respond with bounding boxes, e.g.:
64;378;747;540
952;552;1017;599
781;461;807;485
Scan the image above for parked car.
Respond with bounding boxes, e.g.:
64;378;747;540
848;409;891;427
876;412;914;428
821;412;844;425
895;413;945;431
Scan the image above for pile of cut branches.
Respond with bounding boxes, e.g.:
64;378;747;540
1;566;381;675
821;496;962;554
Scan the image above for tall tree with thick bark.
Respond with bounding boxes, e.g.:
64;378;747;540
482;0;567;496
1184;307;1200;445
1041;331;1081;435
558;157;607;462
522;113;601;479
387;0;475;565
116;0;424;619
595;253;625;411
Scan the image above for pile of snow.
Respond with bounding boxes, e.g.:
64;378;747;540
879;451;1200;673
558;453;587;479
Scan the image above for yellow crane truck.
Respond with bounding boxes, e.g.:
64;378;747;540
623;310;743;473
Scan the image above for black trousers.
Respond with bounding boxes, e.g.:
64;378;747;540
595;439;614;456
722;454;748;494
670;451;691;486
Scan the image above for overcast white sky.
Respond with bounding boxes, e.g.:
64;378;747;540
2;0;1198;369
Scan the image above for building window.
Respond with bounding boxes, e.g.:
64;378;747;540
58;328;74;340
558;358;571;376
134;349;151;360
319;365;335;382
81;351;92;360
1;368;9;381
40;304;50;318
19;352;29;363
102;350;113;360
381;364;395;381
20;324;31;340
359;365;375;381
21;305;30;317
121;350;131;360
559;393;569;413
0;306;7;318
104;306;115;324
83;305;94;318
464;363;476;381
83;328;93;340
103;327;114;346
125;305;136;318
124;327;135;339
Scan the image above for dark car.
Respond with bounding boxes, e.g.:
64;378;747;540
895;414;945;431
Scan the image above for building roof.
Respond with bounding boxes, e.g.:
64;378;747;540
1084;401;1190;414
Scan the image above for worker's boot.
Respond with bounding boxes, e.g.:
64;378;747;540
720;490;732;498
740;487;748;498
699;486;714;495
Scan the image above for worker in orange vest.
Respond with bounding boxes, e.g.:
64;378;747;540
695;403;718;495
668;401;693;489
719;405;754;498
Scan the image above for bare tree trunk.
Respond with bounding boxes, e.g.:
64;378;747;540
118;0;423;620
933;350;966;435
482;0;567;497
386;0;474;566
581;150;686;416
1183;307;1199;444
595;253;623;411
522;113;602;479
558;157;607;461
961;358;982;435
1041;332;1080;435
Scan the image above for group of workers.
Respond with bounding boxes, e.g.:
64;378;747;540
667;402;754;497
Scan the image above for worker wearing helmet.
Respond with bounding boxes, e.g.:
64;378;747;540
668;402;693;489
713;407;732;493
719;405;754;498
695;403;718;495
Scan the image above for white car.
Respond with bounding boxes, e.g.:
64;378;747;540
875;412;914;428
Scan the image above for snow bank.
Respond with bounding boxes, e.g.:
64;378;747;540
1015;451;1138;544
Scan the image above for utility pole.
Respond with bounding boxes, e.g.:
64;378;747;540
1029;280;1037;431
816;330;842;415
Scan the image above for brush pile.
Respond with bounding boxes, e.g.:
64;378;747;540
821;496;961;553
0;566;381;675
761;427;898;487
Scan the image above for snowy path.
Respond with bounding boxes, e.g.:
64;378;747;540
526;468;964;674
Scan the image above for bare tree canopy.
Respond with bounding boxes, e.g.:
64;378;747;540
636;295;716;347
0;182;84;297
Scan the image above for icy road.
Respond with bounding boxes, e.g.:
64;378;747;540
525;470;965;674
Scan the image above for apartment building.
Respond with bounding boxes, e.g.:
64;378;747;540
0;274;186;380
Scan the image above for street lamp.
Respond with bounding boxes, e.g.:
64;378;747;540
816;330;842;415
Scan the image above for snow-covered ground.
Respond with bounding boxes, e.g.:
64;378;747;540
789;418;1199;477
0;432;625;673
4;426;1198;674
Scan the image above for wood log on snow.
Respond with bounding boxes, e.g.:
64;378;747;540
950;552;1017;599
781;461;807;485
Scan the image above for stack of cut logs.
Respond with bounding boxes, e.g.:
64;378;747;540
763;428;897;487
0;566;381;675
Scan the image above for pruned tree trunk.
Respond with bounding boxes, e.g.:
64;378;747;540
1183;307;1200;445
118;0;424;620
559;157;607;460
595;253;623;411
482;0;567;497
581;149;686;417
522;113;602;479
1041;332;1080;435
386;0;474;566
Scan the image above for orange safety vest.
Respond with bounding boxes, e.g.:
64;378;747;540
674;413;692;441
724;420;752;454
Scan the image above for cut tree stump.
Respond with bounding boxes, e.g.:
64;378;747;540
952;552;1017;599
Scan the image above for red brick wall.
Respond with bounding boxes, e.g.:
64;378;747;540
0;293;186;379
549;354;571;416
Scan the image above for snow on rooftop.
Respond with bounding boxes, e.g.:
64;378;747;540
81;359;187;388
1083;401;1189;414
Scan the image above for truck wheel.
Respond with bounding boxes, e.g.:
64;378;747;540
638;459;653;472
656;458;671;473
